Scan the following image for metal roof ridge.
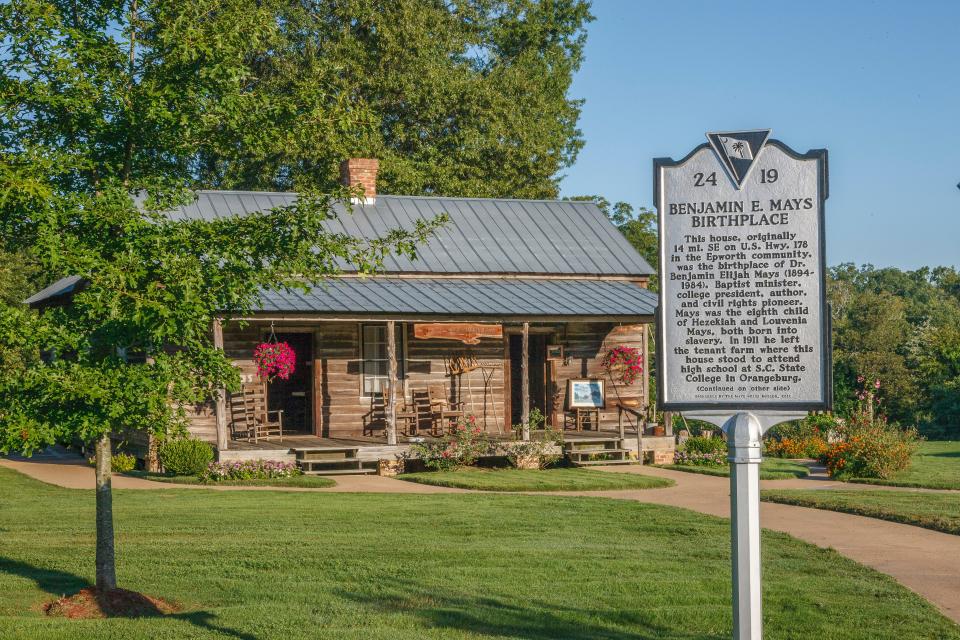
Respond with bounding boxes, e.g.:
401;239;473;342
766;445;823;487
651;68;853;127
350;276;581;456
192;190;600;206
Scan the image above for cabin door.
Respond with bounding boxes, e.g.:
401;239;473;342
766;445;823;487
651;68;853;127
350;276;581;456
267;332;314;434
509;334;549;427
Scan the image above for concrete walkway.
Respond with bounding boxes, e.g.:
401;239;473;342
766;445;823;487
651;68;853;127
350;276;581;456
2;452;959;623
0;452;464;493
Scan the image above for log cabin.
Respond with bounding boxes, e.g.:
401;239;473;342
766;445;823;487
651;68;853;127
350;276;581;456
26;159;671;471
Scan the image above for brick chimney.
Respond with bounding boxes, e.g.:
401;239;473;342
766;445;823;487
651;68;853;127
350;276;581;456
339;158;379;205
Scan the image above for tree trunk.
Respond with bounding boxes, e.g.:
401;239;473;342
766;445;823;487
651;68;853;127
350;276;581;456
94;433;117;590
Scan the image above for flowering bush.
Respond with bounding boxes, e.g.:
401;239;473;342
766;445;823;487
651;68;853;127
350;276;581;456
822;413;919;480
201;459;302;481
766;437;828;460
674;435;727;467
601;345;644;385
253;341;296;380
765;414;836;459
410;415;494;471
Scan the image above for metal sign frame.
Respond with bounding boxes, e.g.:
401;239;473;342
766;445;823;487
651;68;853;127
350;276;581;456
654;138;832;412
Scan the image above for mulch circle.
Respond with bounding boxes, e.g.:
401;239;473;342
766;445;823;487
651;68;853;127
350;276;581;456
44;587;180;619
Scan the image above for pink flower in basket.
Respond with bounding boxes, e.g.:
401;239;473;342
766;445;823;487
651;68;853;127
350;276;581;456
253;342;296;381
601;345;643;385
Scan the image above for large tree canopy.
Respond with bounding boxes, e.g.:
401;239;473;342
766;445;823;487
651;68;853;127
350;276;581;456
2;0;592;198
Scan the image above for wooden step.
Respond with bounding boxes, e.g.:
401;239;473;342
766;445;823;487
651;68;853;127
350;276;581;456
565;439;624;450
571;458;635;467
299;458;364;470
565;444;628;452
295;448;360;461
302;468;376;476
566;449;630;459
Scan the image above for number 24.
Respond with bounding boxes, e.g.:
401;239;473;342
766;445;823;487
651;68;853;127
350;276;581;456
693;172;716;187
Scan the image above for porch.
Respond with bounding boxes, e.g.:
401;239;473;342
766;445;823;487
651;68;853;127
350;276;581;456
196;275;660;455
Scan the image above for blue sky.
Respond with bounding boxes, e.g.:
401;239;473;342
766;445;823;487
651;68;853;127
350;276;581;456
559;0;960;269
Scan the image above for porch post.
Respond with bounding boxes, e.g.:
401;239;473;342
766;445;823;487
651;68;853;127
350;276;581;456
212;318;229;452
386;320;398;446
521;321;530;441
642;323;650;425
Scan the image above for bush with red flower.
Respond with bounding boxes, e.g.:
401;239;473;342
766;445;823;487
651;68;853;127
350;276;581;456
253;342;296;381
410;415;494;471
601;345;644;385
820;376;920;480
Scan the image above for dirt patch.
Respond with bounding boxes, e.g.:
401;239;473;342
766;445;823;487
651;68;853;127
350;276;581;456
44;587;180;619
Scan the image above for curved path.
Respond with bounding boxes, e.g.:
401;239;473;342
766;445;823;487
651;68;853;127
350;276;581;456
2;452;958;623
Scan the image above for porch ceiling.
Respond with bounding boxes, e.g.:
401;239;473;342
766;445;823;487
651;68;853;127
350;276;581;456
253;277;657;320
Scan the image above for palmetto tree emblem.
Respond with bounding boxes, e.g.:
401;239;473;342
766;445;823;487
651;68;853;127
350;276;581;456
707;129;770;189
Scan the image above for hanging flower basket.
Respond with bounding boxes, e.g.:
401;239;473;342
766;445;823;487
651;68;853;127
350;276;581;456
253;341;296;381
601;345;643;385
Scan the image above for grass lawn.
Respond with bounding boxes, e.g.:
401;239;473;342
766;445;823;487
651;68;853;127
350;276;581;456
658;458;811;480
123;470;336;488
1;467;959;639
398;466;675;491
762;489;960;536
849;441;960;490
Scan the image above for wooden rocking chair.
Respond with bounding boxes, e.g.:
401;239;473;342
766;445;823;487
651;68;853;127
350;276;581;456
429;384;465;433
411;390;442;437
229;382;283;443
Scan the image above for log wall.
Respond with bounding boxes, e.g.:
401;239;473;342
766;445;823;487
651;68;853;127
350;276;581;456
183;320;648;444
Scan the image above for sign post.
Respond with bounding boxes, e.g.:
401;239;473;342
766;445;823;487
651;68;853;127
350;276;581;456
655;131;830;640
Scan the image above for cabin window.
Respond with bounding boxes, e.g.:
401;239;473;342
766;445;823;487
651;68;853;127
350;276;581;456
360;323;405;396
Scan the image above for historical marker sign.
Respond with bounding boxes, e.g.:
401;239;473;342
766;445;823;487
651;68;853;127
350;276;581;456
655;131;830;411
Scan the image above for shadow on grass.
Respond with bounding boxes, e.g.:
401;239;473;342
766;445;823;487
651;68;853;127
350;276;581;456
335;576;723;640
0;557;257;639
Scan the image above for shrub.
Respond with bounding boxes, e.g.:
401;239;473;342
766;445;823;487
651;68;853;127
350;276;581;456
765;414;837;459
503;439;562;470
158;438;214;476
823;412;919;479
87;452;137;473
674;435;727;467
511;406;546;438
201;459;301;482
411;415;494;471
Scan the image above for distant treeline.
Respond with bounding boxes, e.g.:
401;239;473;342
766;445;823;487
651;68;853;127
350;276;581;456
829;264;960;436
598;200;960;437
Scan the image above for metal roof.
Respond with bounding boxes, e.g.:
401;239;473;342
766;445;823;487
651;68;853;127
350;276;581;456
165;191;655;277
254;277;657;319
22;275;83;305
26;274;656;319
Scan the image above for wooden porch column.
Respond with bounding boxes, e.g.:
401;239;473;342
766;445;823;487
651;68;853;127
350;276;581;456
642;323;650;424
521;321;530;441
212;318;229;452
386;320;398;446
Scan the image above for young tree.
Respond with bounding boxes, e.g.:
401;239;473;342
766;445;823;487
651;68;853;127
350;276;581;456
0;1;441;591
